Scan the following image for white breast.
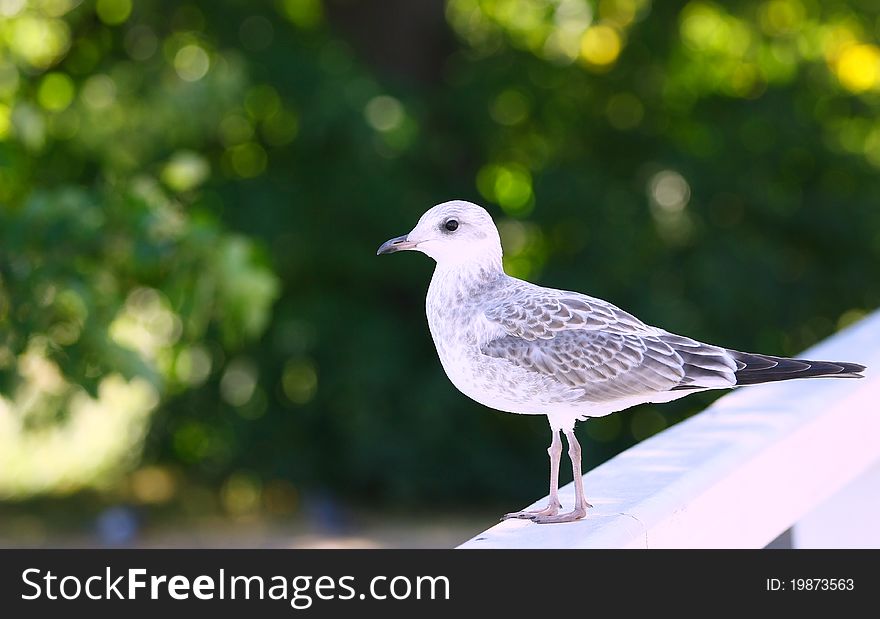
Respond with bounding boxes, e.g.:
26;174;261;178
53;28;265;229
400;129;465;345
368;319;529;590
425;266;576;417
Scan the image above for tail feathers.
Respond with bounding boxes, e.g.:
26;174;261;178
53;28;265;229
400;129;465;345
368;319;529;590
730;350;866;386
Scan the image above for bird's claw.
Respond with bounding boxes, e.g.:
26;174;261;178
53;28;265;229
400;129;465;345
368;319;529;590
501;501;562;521
526;503;591;524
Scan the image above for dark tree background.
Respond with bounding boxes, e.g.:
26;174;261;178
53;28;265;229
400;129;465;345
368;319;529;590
0;0;877;522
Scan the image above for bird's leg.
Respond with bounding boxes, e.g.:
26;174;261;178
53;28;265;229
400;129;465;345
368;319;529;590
529;429;592;524
502;429;563;519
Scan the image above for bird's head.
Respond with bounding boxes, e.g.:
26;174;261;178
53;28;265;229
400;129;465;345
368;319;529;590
377;200;502;266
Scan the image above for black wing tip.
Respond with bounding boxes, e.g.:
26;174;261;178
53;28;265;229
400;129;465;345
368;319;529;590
822;361;866;377
731;351;866;386
845;362;867;373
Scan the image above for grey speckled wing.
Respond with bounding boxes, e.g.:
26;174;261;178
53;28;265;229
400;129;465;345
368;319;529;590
481;287;740;403
482;330;687;403
482;282;654;340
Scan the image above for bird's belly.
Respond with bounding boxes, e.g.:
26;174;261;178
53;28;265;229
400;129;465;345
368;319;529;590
438;351;546;415
430;330;581;416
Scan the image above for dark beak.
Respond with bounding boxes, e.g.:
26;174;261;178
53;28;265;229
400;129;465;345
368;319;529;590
377;235;418;255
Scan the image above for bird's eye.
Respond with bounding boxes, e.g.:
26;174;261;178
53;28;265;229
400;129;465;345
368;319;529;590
444;219;459;232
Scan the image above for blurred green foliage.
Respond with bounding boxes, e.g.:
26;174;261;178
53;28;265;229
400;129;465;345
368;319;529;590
0;0;878;515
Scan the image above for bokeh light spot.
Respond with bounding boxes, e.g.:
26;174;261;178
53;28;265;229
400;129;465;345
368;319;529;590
599;0;639;28
220;358;258;407
81;74;116;109
130;466;176;504
37;72;75;111
221;472;262;516
758;0;805;37
161;150;210;192
95;0;132;26
498;219;546;280
7;15;71;69
225;142;268;178
174;346;212;387
174;44;210;82
477;163;535;216
580;24;622;67
838;308;866;330
648;170;694;245
110;287;182;360
649;170;691;212
490;89;530;125
835;44;880;93
630;409;667;441
279;0;323;29
282;359;318;405
680;3;713;44
364;95;404;132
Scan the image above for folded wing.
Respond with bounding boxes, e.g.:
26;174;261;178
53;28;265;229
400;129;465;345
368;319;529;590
481;289;739;403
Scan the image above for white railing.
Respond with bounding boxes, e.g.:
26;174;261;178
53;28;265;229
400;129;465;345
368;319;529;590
458;310;880;549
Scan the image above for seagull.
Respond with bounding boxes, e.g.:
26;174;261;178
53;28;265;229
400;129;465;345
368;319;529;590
377;200;867;524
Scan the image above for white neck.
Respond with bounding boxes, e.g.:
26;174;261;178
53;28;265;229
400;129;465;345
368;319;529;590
431;251;505;296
